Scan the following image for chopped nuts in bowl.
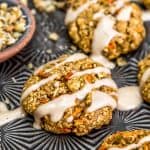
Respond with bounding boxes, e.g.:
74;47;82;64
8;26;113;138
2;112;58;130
0;0;36;63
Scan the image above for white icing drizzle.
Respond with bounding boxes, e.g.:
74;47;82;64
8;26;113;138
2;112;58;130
46;53;87;73
93;11;105;20
117;86;142;111
142;11;150;22
65;0;127;25
117;6;132;21
87;91;117;112
21;74;57;101
34;58;63;75
140;68;150;86
93;3;132;54
0;107;26;126
34;53;87;75
71;67;111;78
110;0;128;14
33;78;117;128
92;15;120;55
63;53;87;63
94;0;126;16
0;102;8;113
109;135;150;150
65;0;97;25
90;54;115;69
22;53;88;100
114;0;126;10
67;116;74;123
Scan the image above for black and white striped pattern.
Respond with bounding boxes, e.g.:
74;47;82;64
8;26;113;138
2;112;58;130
0;60;30;109
0;103;149;150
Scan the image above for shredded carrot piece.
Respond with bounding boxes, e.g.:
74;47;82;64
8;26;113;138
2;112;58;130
108;42;116;49
73;108;81;116
85;75;93;83
39;98;48;104
108;0;113;4
65;72;73;80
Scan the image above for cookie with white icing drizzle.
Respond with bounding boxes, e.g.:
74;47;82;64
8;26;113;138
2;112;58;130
21;53;118;136
99;129;150;150
138;54;150;103
65;0;145;60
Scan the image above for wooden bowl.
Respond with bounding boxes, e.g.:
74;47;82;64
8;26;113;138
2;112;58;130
0;0;36;63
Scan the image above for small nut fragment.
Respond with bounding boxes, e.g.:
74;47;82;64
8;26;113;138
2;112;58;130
28;63;34;69
46;49;52;54
70;45;77;51
20;0;28;6
31;9;37;15
48;32;59;41
116;57;127;66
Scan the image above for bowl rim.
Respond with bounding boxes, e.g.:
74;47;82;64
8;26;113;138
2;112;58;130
0;0;36;63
